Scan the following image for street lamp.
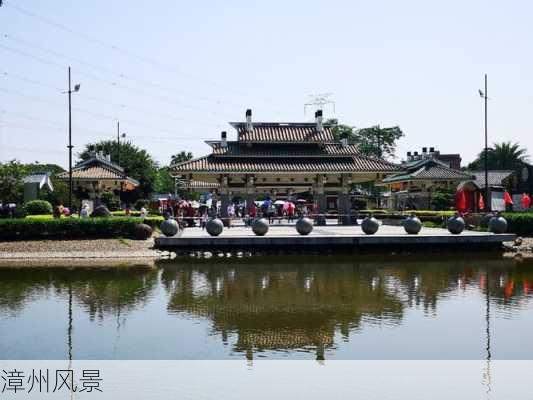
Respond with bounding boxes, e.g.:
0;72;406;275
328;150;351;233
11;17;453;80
116;121;126;167
63;66;80;211
479;74;489;211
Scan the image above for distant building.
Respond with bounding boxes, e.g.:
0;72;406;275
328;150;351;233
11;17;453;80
405;147;461;170
380;153;473;210
22;172;54;202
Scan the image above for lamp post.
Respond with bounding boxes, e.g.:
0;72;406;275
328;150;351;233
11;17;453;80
64;67;80;211
479;74;489;211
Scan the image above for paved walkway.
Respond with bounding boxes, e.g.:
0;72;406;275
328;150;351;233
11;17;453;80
180;224;494;238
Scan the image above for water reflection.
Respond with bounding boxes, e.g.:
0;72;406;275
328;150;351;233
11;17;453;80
1;256;533;360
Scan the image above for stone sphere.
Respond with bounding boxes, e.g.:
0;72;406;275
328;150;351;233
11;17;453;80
489;215;508;234
361;216;379;235
447;214;465;235
160;218;179;237
134;223;153;240
206;218;224;236
251;218;269;236
403;215;422;235
296;217;314;236
480;213;494;228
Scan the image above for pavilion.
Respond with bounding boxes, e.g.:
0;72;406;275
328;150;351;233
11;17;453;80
170;109;401;223
57;151;139;206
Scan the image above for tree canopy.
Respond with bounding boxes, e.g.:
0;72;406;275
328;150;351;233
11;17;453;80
170;151;193;166
0;160;68;205
468;141;530;170
331;124;404;159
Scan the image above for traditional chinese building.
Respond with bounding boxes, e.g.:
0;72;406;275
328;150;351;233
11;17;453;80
171;110;400;222
381;152;473;210
57;151;139;205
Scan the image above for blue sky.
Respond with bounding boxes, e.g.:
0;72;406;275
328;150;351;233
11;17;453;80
1;0;532;168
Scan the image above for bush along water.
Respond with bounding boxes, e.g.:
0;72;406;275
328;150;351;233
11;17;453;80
0;216;163;240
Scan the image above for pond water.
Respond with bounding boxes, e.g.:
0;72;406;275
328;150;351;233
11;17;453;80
1;255;533;360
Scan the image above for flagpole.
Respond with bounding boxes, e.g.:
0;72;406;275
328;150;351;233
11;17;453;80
484;74;489;211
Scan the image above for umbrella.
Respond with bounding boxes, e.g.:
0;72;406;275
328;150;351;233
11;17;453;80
274;200;286;205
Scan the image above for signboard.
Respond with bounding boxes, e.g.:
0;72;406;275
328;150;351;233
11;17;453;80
491;191;505;211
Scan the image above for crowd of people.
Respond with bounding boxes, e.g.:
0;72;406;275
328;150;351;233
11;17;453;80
156;197;315;228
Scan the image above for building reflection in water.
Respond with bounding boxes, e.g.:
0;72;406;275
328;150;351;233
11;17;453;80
1;256;533;360
160;256;533;360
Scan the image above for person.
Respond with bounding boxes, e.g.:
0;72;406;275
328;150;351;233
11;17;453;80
125;205;131;216
140;206;148;220
80;204;89;218
227;203;235;228
200;211;208;230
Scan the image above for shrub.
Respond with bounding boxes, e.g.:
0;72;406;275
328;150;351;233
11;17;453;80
134;223;153;240
0;216;163;240
100;191;121;211
24;200;53;215
134;199;149;211
91;205;111;217
502;212;533;236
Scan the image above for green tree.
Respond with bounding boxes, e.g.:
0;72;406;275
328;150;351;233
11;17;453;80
154;167;175;194
468;141;530;170
331;124;403;159
170;151;193;166
0;160;26;203
78;140;158;201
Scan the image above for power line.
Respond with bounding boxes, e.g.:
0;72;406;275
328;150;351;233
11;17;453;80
2;32;244;109
2;1;282;108
2;70;223;128
0;43;235;120
0;86;218;139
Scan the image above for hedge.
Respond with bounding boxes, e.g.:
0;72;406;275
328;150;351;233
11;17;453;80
0;216;164;240
24;200;53;215
502;212;533;236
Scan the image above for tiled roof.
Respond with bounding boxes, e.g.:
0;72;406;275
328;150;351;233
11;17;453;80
210;142;361;157
230;122;334;142
383;160;473;184
57;158;139;185
469;170;514;188
171;155;400;174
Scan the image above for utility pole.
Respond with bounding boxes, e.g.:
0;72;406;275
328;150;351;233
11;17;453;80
483;74;489;211
117;120;120;166
68;67;73;211
64;67;80;211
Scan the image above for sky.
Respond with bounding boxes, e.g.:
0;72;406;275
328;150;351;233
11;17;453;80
0;0;532;169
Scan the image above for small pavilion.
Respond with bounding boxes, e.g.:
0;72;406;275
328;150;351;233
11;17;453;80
57;152;139;205
380;155;473;210
170;109;400;223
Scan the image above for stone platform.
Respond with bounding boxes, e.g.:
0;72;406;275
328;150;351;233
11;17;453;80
155;225;515;253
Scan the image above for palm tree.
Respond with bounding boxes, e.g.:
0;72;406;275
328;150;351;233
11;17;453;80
170;151;193;166
468;141;530;170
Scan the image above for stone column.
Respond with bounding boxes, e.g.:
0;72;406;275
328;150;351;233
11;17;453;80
314;175;327;226
337;175;352;225
219;175;230;226
245;175;255;214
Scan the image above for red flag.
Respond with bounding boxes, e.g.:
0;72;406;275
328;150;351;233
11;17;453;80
478;194;485;211
455;190;466;211
521;194;531;209
504;191;514;205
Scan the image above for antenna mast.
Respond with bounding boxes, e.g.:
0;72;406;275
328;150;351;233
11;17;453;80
304;93;335;116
